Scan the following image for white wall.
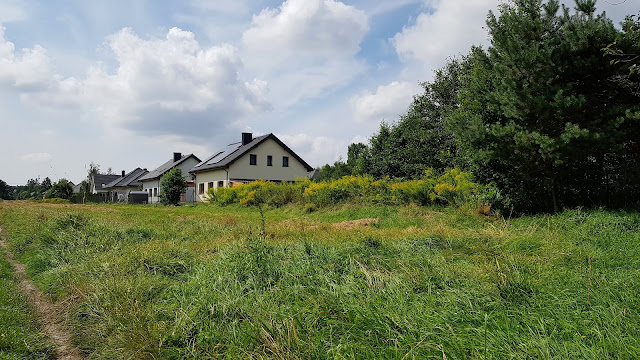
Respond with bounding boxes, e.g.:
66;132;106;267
194;169;227;202
142;157;200;203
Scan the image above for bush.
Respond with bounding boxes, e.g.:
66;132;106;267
159;168;187;206
204;170;504;211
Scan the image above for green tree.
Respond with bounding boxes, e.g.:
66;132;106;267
317;160;351;180
603;14;640;76
46;179;73;199
159;168;187;206
41;177;52;191
0;179;12;200
356;58;467;179
449;0;640;212
346;142;369;175
79;180;91;204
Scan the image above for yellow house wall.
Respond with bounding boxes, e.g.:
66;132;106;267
228;138;308;181
194;169;227;202
193;138;309;202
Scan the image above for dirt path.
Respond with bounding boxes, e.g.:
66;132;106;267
0;226;83;360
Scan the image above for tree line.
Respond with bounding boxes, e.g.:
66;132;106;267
0;177;75;200
320;0;640;213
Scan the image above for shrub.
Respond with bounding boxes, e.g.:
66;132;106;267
204;170;502;210
159;168;187;206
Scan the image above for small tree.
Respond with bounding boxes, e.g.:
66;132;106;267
46;179;73;199
159;168;187;206
0;179;12;200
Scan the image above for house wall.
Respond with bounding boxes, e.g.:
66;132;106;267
142;157;200;203
193;138;309;202
141;179;161;204
194;169;227;202
109;187;142;202
229;138;308;181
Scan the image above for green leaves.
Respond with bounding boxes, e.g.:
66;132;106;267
449;0;640;212
159;168;187;206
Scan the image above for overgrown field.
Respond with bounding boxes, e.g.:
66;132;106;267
0;246;55;359
0;201;639;359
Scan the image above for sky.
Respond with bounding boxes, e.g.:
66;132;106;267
1;0;638;185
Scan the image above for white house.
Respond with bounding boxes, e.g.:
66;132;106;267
190;133;313;202
138;153;201;203
103;168;149;202
90;173;121;201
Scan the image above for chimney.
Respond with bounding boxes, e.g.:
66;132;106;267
242;132;253;145
121;170;125;177
173;152;182;162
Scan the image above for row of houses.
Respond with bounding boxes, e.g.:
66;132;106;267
89;133;315;203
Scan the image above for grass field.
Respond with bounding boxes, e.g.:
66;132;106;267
0;200;639;359
0;246;55;359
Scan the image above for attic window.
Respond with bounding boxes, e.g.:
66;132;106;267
282;156;289;167
267;155;273;166
250;154;257;165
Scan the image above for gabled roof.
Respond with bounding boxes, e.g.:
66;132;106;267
72;183;83;194
93;174;121;191
190;133;313;173
104;168;149;189
139;154;201;182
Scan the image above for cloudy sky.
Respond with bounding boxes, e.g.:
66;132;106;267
1;0;637;185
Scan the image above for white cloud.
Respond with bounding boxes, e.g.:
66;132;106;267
277;133;348;167
393;0;496;74
243;0;368;58
241;0;369;107
0;25;56;90
350;81;420;124
9;27;271;141
20;152;52;163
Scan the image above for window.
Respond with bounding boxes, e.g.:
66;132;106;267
267;155;273;166
153;188;158;197
148;189;152;197
198;183;205;195
250;154;257;165
282;156;289;167
218;181;224;188
208;182;213;190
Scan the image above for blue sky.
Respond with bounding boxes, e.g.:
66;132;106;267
1;0;638;185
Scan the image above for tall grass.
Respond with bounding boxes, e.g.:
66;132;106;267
0;202;638;358
0;253;56;359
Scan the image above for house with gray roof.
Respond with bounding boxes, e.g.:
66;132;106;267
103;168;149;202
139;153;201;203
90;173;122;200
190;133;313;202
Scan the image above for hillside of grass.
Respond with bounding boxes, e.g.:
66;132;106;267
0;200;639;359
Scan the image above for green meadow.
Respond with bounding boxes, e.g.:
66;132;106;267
0;200;639;359
0;243;55;359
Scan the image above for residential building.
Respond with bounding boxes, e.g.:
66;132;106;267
190;133;313;202
103;168;149;202
139;153;201;203
90;173;121;201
